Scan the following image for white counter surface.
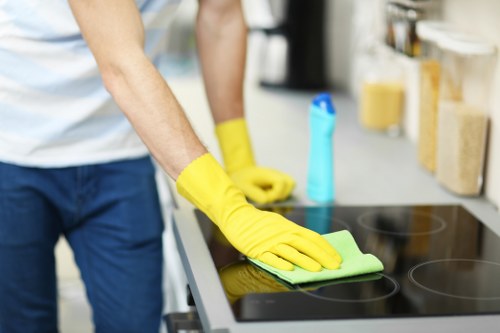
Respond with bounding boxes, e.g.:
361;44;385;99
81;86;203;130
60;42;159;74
166;74;499;233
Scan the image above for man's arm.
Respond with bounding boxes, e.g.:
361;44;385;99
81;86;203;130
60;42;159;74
68;0;206;179
67;0;341;271
195;0;296;204
196;0;247;124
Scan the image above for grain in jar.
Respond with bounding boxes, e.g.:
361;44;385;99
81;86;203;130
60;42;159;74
435;32;496;196
359;49;405;135
418;60;440;171
416;21;454;173
436;101;488;195
360;81;405;131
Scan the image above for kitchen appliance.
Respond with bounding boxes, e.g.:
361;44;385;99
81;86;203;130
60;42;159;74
172;204;500;332
257;0;328;90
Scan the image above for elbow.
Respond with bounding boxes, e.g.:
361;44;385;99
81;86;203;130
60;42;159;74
98;48;147;97
100;62;124;97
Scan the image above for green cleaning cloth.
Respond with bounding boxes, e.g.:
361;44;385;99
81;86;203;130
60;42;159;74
249;230;384;285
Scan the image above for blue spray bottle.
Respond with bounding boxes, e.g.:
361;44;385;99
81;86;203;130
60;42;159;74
307;93;336;203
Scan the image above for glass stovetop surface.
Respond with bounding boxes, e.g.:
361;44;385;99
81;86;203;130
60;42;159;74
194;205;500;322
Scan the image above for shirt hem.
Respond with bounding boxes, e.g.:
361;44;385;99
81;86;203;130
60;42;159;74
0;147;151;168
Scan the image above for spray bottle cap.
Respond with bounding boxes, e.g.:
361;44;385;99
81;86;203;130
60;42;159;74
312;93;335;114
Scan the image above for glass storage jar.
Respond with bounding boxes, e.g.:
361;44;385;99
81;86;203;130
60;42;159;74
435;32;496;196
359;50;405;136
416;21;454;173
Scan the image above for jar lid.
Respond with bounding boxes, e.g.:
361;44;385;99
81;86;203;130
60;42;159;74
416;21;455;44
438;32;496;56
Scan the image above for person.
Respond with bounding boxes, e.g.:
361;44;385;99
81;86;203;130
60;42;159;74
0;0;342;332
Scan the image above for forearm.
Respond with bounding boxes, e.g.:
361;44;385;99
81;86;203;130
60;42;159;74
68;0;206;179
196;0;248;124
103;53;207;179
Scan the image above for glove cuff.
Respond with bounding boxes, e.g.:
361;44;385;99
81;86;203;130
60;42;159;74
176;153;249;227
215;118;256;174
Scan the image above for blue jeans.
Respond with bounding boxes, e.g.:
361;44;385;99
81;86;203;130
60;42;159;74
0;157;164;333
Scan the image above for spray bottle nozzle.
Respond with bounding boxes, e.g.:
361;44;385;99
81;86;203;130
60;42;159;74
312;93;335;115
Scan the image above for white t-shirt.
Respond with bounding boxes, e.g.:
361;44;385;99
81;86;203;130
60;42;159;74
0;0;182;167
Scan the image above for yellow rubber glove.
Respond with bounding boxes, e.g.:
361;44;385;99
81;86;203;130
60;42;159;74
176;153;342;272
215;118;295;204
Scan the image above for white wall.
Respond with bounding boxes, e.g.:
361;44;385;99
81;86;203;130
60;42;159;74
442;0;500;209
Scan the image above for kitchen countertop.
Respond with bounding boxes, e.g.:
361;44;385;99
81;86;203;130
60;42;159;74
166;73;499;233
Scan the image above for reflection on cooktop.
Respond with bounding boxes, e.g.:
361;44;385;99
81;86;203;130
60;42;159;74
358;209;447;236
194;205;500;322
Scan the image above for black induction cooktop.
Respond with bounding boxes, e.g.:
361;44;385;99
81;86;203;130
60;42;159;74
194;205;500;322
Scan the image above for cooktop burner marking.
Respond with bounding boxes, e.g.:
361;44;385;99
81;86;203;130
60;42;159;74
357;210;447;236
297;273;400;303
408;259;500;300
